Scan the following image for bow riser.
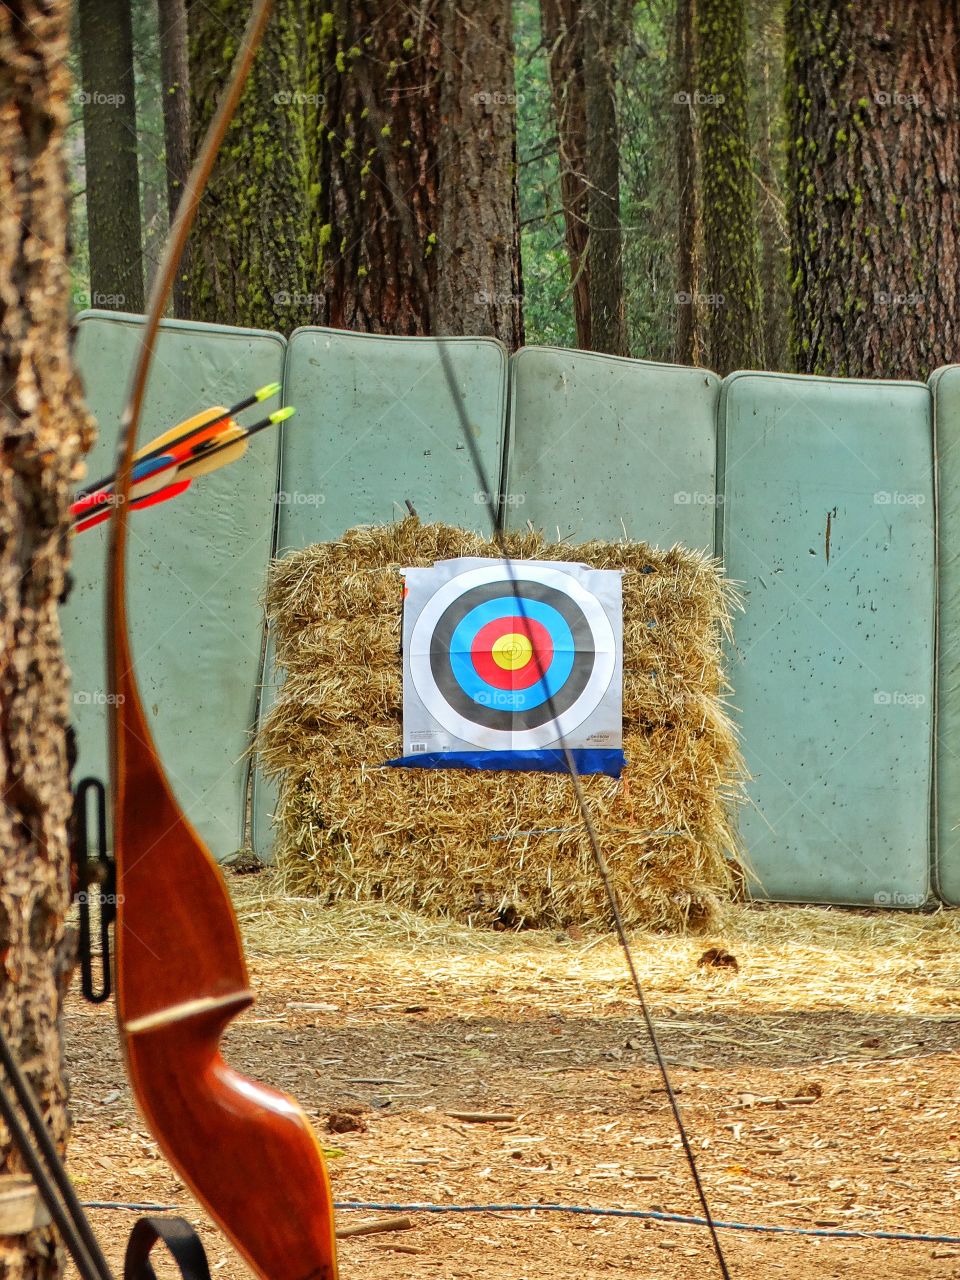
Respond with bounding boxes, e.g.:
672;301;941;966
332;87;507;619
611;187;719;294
126;1020;337;1280
112;606;339;1278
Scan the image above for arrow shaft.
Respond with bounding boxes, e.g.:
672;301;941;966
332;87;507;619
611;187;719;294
76;379;280;500
72;406;292;532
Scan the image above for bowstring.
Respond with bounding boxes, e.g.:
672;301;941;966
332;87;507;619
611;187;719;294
436;346;732;1280
352;46;732;1279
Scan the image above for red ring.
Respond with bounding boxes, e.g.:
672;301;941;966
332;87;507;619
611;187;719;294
470;615;554;690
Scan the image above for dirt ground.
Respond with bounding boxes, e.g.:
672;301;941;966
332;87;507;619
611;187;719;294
63;880;960;1279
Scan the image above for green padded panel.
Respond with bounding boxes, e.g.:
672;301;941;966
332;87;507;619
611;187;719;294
931;365;960;903
504;346;720;550
719;371;934;906
251;327;509;859
65;311;285;859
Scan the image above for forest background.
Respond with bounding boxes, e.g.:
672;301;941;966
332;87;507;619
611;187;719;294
71;1;960;385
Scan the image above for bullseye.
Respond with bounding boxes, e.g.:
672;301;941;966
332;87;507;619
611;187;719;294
492;632;532;670
470;614;555;691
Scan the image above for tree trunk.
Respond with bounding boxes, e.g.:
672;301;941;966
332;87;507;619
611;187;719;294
674;0;700;364
786;0;960;379
695;0;763;373
0;3;93;1278
157;0;191;317
541;0;591;349
583;0;628;356
435;0;523;350
306;1;441;335
77;0;145;313
750;0;788;371
186;0;312;331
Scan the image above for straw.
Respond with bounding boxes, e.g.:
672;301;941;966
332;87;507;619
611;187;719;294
255;518;748;933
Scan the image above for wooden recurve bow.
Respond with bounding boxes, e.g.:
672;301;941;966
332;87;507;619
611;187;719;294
105;3;338;1277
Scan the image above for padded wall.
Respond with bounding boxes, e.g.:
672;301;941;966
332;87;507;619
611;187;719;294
505;346;720;549
931;366;960;903
250;327;509;858
719;372;934;906
66;312;285;859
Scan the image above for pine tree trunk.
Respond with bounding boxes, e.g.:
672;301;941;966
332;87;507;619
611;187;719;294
695;0;763;373
77;0;145;313
583;0;628;356
674;0;700;364
186;0;312;331
541;0;591;349
435;0;523;349
0;4;92;1277
157;0;191;317
750;0;788;371
786;0;960;378
306;2;441;334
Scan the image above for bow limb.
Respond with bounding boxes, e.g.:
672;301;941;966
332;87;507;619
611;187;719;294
105;4;338;1278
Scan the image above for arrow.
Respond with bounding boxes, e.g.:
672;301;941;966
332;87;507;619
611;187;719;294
71;407;295;535
174;406;294;480
76;381;281;501
70;453;177;522
74;478;193;535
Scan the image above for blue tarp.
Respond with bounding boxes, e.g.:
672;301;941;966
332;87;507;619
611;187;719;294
386;749;626;778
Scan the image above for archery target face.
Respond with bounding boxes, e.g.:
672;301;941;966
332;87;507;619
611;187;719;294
402;559;623;754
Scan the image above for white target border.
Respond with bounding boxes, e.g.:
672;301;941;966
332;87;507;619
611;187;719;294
409;562;618;750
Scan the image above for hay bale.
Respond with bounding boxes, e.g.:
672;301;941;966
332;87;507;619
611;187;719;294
256;518;747;933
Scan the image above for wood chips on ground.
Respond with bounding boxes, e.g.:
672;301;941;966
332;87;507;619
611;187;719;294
64;880;960;1280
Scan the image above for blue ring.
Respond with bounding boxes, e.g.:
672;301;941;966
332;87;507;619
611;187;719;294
448;596;575;713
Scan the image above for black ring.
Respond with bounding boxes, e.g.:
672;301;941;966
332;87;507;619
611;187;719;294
428;579;595;731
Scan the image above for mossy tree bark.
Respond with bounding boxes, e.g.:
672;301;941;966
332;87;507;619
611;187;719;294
77;0;145;313
306;2;441;335
674;0;701;364
435;0;523;349
306;4;523;347
186;0;312;331
541;0;591;349
157;0;191;317
695;0;763;373
542;0;627;355
0;3;93;1277
749;0;789;371
786;0;960;379
583;0;628;356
